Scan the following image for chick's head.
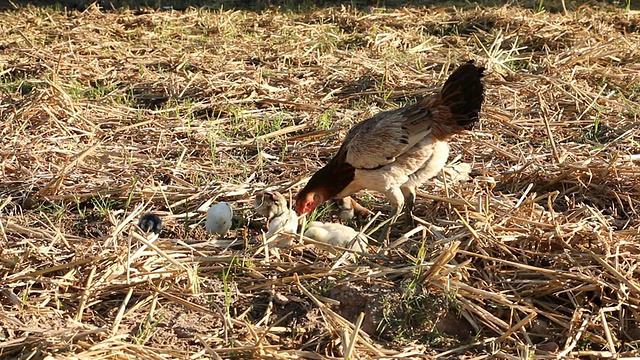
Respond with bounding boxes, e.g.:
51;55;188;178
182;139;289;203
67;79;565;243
254;191;287;219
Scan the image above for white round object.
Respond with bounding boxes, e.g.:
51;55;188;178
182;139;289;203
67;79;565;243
205;202;233;235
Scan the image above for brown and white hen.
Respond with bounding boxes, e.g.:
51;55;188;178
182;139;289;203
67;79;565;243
295;61;485;232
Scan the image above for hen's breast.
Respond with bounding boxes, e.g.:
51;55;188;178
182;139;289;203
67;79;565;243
403;140;450;188
393;136;442;176
336;136;446;197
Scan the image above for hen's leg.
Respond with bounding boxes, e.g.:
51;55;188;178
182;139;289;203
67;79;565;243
401;186;416;229
379;188;404;242
350;197;374;217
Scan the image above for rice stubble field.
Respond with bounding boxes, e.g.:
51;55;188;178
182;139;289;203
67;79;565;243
1;1;640;358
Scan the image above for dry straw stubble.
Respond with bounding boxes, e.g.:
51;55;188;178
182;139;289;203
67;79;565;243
1;1;640;359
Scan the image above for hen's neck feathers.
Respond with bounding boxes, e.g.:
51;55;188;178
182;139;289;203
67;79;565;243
300;151;355;201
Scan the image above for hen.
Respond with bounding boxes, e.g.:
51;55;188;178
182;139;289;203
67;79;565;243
295;61;485;231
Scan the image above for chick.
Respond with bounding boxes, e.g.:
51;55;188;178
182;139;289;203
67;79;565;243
438;163;472;183
138;213;163;234
329;196;373;222
205;202;233;236
304;221;368;254
254;191;298;237
253;191;288;224
266;208;298;237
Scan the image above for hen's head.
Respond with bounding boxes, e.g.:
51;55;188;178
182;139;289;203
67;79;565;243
295;190;325;216
296;160;353;216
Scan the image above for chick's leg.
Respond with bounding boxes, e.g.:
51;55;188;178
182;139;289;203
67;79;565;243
379;188;404;242
401;186;416;229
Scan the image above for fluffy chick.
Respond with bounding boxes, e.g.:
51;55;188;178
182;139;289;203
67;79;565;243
254;191;298;237
205;202;233;235
138;213;163;234
266;208;298;237
329;196;373;222
253;191;288;223
304;221;368;254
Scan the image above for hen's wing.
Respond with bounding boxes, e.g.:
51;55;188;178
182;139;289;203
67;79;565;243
340;103;435;170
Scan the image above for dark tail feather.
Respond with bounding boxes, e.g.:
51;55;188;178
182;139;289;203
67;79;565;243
440;60;485;130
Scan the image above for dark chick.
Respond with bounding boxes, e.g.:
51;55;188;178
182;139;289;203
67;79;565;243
296;61;485;232
138;213;163;234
